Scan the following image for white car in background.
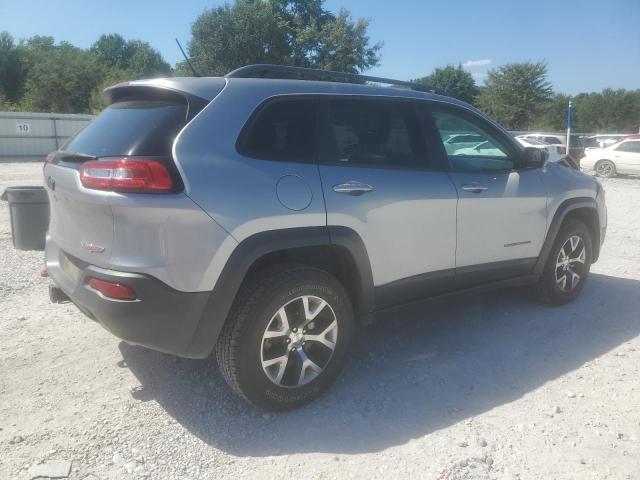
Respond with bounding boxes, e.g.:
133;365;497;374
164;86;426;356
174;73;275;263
516;137;565;163
584;134;628;149
581;136;640;177
516;133;586;160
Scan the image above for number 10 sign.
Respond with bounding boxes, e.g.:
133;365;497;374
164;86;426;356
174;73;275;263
16;122;31;134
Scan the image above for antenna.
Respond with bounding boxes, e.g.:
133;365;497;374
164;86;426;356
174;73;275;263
175;38;200;77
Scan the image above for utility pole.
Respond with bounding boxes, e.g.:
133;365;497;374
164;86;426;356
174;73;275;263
566;99;572;157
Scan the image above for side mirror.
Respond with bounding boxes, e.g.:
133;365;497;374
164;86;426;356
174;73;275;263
523;147;548;169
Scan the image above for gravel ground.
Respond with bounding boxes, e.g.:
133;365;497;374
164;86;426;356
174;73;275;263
1;162;639;480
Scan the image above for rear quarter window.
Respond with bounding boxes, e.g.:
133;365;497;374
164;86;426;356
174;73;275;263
64;100;188;157
239;99;317;162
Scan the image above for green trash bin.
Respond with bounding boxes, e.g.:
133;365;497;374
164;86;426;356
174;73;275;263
1;186;50;251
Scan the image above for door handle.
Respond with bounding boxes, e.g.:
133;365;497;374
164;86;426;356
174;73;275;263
333;181;374;195
461;184;488;193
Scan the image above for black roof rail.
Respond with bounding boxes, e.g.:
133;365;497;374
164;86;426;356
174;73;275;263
225;64;446;96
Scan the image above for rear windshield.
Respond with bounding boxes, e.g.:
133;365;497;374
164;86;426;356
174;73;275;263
64;100;187;157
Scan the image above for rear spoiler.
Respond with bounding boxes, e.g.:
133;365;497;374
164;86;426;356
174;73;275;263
103;77;226;106
102;83;214;122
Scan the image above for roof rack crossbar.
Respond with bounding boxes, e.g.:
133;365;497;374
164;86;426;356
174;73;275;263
225;64;446;96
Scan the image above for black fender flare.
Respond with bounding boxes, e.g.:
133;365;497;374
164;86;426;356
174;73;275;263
534;197;599;275
183;226;374;358
328;225;376;319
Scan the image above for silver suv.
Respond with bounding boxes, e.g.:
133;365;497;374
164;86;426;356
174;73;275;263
43;65;607;410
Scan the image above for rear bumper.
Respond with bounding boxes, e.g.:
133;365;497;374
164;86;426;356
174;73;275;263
46;242;213;358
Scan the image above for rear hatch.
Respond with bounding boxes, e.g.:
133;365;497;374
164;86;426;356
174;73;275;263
44;87;206;268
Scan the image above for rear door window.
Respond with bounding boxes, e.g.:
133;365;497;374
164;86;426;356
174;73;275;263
323;98;427;169
64;100;188;157
240;99;317;162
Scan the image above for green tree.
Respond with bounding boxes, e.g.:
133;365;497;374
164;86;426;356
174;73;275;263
90;33;130;69
532;93;570;131
311;9;380;73
20;40;105;113
414;64;478;104
270;0;333;66
186;1;290;76
572;89;640;133
91;34;170;77
125;40;171;77
24;35;55;50
476;61;553;130
0;31;27;102
184;0;381;76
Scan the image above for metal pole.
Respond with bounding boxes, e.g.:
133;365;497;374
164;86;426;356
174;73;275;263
52;117;59;149
566;100;572;157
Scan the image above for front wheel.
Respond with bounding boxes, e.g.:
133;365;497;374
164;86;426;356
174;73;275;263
216;265;354;411
532;218;592;305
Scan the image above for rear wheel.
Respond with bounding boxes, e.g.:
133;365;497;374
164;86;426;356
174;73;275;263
216;265;354;411
532;218;592;305
595;160;616;178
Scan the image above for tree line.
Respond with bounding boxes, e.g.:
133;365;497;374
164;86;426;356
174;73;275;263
0;32;171;114
1;0;638;133
415;63;640;133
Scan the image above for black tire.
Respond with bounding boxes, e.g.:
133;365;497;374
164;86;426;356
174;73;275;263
595;159;616;178
216;264;354;411
532;218;592;305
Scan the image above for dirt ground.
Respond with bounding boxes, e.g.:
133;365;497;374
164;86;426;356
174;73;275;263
1;162;639;480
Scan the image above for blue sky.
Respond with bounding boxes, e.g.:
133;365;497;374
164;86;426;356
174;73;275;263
1;0;638;94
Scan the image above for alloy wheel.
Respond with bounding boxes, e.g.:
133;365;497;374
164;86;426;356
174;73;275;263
555;235;586;292
596;161;614;177
260;295;338;388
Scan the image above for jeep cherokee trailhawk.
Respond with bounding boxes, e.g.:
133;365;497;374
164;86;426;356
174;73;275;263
42;65;607;410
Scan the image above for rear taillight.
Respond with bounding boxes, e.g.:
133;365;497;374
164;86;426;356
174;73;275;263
79;158;173;193
88;278;137;301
